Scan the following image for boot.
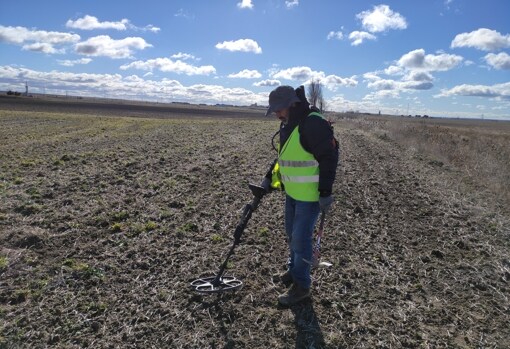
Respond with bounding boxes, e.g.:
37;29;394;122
279;270;293;287
278;284;310;306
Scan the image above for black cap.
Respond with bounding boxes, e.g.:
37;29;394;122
265;86;300;116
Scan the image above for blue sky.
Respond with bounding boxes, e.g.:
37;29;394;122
1;0;509;119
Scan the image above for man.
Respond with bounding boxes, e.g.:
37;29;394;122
261;85;339;306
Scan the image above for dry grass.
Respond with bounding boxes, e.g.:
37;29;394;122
1;104;509;348
334;114;510;215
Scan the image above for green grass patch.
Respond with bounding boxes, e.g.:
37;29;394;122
25;187;41;199
258;227;270;238
112;210;129;221
145;221;157;231
52;159;65;167
78;301;107;316
0;256;8;269
21;159;37;168
62;258;104;279
128;223;145;237
159;209;173;220
63;258;89;271
211;234;224;243
179;222;199;233
110;222;123;233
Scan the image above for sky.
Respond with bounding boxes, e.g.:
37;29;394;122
0;0;509;120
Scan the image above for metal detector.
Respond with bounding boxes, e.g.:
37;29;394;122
190;183;266;294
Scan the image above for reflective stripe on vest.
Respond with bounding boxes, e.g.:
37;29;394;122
280;175;319;183
277;112;322;202
279;160;319;167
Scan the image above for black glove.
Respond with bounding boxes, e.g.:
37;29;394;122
261;177;272;193
319;195;334;213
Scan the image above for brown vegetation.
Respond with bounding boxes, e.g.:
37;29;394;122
343;114;510;215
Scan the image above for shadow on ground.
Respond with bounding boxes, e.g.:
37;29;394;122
290;300;327;349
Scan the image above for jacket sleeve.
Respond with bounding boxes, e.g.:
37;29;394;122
300;116;339;196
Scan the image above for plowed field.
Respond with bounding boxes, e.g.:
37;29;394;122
1;97;508;348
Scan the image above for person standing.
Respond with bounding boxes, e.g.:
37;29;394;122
261;85;339;306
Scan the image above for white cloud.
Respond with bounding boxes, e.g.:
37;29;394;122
365;69;434;93
0;65;124;88
328;92;404;115
272;66;317;81
397;49;463;72
228;69;262;79
329;94;371;112
363;89;401;101
57;58;93;67
66;15;161;33
322;75;358;90
174;9;195;20
144;25;161;33
347;5;406;46
384;65;403;75
254;79;280;87
286;0;299;8
403;71;434;82
348;31;376;46
0;65;22;79
75;35;152;59
124;75;146;83
367;78;398;90
0;26;80;45
327;31;344;40
362;49;460;95
399;51;425;68
237;0;253;9
271;66;357;90
215;39;262;54
23;42;64;54
171;52;199;61
363;72;381;81
451;28;510;51
356;4;407;33
120;57;216;76
66;15;129;31
0;65;268;106
0;25;80;54
401;81;434;90
437;82;510;100
484;52;510;70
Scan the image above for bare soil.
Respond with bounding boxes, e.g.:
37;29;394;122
0;97;508;348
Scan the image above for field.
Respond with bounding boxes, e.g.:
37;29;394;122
0;96;509;348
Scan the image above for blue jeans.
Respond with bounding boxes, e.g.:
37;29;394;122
284;195;320;289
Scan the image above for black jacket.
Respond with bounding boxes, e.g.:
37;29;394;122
265;101;339;197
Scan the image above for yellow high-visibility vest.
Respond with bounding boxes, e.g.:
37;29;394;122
276;112;321;202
